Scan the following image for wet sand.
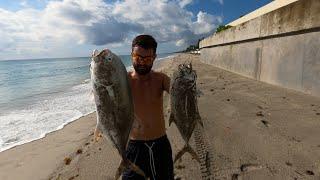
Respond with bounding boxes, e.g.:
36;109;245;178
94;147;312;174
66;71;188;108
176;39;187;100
1;54;320;180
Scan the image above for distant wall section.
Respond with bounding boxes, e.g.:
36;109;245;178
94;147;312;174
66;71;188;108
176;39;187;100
200;0;320;97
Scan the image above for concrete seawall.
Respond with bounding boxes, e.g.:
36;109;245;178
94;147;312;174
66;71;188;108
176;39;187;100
199;0;320;97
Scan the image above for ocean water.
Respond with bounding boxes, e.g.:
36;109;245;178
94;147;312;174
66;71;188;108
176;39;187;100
0;53;175;152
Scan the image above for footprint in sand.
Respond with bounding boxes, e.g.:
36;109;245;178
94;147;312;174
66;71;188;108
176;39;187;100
231;173;239;180
240;164;263;172
256;111;264;117
261;120;270;127
64;157;72;165
285;161;292;166
306;170;314;176
76;149;83;154
257;105;264;109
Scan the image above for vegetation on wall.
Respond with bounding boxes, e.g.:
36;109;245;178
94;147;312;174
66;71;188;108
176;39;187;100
182;37;204;52
215;25;232;33
179;25;232;52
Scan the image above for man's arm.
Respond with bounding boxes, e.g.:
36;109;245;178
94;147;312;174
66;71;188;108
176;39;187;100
162;73;171;93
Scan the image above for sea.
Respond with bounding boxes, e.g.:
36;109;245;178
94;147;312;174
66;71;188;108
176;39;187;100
0;53;175;152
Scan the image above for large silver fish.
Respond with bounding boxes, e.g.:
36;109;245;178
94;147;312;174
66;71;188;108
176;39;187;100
169;63;203;163
90;49;146;179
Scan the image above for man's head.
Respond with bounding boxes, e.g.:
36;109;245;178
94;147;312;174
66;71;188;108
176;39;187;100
131;35;157;75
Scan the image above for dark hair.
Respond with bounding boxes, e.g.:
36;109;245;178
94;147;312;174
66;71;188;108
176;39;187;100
132;35;157;54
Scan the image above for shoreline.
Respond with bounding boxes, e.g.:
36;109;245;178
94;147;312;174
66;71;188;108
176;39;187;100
1;53;320;180
0;111;95;153
0;54;179;180
0;53;176;154
0;112;97;180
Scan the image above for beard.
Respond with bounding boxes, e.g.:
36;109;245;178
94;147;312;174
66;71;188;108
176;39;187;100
133;63;153;75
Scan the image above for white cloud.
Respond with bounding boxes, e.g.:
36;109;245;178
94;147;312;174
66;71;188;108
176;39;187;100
20;1;29;8
178;0;193;8
191;11;222;35
0;0;222;60
176;39;186;47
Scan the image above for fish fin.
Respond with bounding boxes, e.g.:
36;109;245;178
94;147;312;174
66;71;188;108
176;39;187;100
169;113;175;126
114;159;146;179
92;49;99;57
198;117;204;127
127;160;147;179
114;159;126;180
174;144;200;163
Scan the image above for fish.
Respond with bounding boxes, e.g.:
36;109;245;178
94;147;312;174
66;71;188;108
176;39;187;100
169;62;203;163
90;49;146;179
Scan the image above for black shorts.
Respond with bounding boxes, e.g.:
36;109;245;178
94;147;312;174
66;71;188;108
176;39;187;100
122;135;174;180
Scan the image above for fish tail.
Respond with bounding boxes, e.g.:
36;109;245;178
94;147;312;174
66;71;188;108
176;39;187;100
127;160;147;179
198;117;204;127
114;159;147;180
169;113;175;126
114;159;125;180
174;144;200;164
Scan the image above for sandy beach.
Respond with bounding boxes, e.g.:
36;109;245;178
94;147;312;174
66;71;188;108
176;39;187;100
1;54;320;180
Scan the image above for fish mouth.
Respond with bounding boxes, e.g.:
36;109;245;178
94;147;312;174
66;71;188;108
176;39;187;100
92;49;113;63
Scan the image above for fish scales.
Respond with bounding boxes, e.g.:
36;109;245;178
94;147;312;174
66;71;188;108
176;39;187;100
91;49;132;156
169;63;202;163
90;49;146;179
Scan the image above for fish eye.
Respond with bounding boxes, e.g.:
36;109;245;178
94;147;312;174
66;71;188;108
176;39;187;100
105;56;112;62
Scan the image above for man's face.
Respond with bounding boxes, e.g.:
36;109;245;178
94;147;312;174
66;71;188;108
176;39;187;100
131;46;156;75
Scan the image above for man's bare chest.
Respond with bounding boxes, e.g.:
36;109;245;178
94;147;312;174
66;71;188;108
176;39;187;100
131;80;162;101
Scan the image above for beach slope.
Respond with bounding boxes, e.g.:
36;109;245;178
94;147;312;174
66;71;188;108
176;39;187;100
1;54;320;180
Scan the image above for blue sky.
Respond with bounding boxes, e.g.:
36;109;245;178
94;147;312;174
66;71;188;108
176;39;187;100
0;0;272;60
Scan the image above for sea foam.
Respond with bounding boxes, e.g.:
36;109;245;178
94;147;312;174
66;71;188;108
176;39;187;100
0;81;95;152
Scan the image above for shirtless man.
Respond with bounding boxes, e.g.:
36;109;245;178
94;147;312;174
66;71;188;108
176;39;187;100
122;35;173;180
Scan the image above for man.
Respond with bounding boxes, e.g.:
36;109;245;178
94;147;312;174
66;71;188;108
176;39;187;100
122;35;174;180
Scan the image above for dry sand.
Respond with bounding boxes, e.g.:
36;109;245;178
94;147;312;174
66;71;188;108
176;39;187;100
1;54;320;180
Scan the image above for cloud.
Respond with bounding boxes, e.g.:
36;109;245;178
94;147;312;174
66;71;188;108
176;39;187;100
80;19;143;45
20;1;29;8
191;11;222;35
0;0;222;59
178;0;193;8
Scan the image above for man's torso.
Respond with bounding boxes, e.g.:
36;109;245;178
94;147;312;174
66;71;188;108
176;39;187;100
128;71;166;140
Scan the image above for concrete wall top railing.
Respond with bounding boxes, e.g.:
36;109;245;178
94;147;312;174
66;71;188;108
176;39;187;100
200;0;320;48
228;0;298;27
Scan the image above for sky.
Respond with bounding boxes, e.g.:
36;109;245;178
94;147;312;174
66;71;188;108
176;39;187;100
0;0;272;60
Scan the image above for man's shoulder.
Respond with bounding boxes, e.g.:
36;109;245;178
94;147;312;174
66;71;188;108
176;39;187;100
152;71;169;79
127;71;133;77
152;71;170;92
